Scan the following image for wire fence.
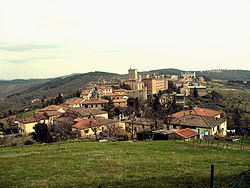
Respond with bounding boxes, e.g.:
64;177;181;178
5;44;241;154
180;164;250;188
180;139;250;188
186;138;250;151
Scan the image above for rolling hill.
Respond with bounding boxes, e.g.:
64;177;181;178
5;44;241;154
147;69;250;81
0;71;118;112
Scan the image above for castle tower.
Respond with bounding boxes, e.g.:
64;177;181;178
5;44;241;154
128;68;138;80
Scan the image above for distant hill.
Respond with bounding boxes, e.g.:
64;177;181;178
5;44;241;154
147;69;250;81
0;71;118;111
196;70;250;81
0;79;50;98
142;68;183;75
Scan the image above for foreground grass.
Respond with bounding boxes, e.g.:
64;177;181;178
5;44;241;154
0;141;249;187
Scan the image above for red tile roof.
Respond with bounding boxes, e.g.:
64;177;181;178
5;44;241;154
72;118;100;129
82;99;109;105
20;114;48;124
113;99;126;103
36;105;64;113
100;86;112;90
64;98;85;106
114;89;127;92
170;115;226;129
44;111;62;117
169;107;222;118
169;128;198;138
66;108;107;117
102;93;126;97
72;118;116;130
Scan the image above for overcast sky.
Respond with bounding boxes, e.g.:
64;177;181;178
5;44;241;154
0;0;250;79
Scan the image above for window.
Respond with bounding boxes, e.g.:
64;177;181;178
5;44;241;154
84;130;89;134
85;105;88;108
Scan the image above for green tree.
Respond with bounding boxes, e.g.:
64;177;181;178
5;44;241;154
32;123;52;143
120;83;131;90
193;87;198;98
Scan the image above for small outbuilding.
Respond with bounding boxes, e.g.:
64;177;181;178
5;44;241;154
167;128;198;141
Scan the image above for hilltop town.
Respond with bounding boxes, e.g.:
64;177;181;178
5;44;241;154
1;68;239;143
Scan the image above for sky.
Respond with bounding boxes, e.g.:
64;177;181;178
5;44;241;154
0;0;250;79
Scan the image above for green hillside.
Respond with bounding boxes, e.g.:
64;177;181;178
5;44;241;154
146;68;183;75
0;71;117;111
0;140;249;187
197;70;250;81
147;69;250;81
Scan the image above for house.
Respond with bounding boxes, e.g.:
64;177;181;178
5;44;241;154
125;118;166;138
18;114;49;135
113;88;127;95
64;98;85;108
66;108;108;119
101;93;126;100
98;86;113;95
169;114;227;137
80;90;92;100
113;99;127;108
169;107;223;118
188;85;207;96
126;88;147;101
152;128;198;141
36;105;67;113
81;99;109;109
72;117;121;138
167;128;198;141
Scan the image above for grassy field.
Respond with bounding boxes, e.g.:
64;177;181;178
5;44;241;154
19;110;36;119
0;140;249;187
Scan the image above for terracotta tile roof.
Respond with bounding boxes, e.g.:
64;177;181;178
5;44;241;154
169;107;222;118
114;89;127;92
73;117;85;122
72;117;116;130
125;118;164;126
36;105;64;113
72;118;100;129
54;116;75;124
44;111;62;117
82;99;109;105
64;98;85;106
99;86;112;90
102;93;126;97
66;108;107;117
20;114;48;124
113;99;126;103
168;128;198;138
170;115;226;129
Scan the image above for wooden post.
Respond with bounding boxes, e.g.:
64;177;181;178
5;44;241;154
210;164;214;188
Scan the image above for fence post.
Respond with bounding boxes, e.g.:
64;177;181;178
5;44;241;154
210;164;214;188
